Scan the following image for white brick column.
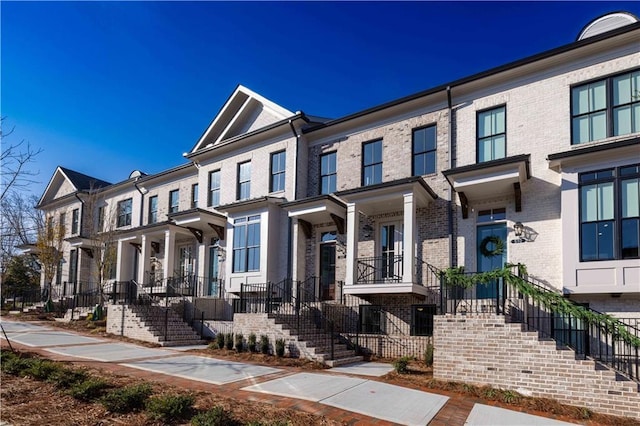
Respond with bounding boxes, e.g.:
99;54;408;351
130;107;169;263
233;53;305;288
403;192;416;283
197;239;207;296
115;239;127;282
345;202;358;286
163;229;176;280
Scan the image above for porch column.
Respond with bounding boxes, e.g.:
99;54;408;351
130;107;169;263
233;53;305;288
115;239;127;282
163;229;176;280
139;234;151;284
345;202;358;286
197;239;207;296
403;192;416;283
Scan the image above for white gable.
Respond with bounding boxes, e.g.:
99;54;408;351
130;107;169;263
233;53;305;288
38;167;78;206
191;85;294;153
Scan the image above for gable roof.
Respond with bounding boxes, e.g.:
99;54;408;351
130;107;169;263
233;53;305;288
37;166;112;208
190;85;295;153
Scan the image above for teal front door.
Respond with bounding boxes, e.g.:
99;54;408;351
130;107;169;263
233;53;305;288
476;223;507;299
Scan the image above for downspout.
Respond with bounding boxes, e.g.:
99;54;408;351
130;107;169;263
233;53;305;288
446;86;455;267
134;180;145;227
286;118;300;280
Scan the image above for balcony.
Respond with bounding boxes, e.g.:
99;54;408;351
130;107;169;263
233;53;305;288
356;255;402;284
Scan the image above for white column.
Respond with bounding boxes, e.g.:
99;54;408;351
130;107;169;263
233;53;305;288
403;192;416;284
197;239;207;296
345;202;358;286
115;239;126;282
163;230;175;280
139;234;151;284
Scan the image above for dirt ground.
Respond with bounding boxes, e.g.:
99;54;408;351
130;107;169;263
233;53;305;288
2;313;639;426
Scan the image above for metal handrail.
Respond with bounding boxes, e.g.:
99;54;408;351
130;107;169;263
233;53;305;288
356;255;402;284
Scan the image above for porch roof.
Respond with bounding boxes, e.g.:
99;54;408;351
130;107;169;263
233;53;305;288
216;196;286;214
281;194;346;225
336;176;437;215
547;137;639;170
169;208;227;241
443;154;530;218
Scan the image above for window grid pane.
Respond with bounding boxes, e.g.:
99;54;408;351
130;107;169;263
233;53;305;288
232;216;261;273
362;140;382;186
477;107;506;162
320;152;337;194
270;151;286;192
209;170;220;207
413;126;436;175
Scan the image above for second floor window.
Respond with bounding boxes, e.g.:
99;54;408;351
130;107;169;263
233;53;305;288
477;106;506;163
270;151;286;192
97;206;105;232
71;208;79;235
169;189;179;214
59;212;66;236
117;198;132;227
572;70;639;145
413;125;437;176
362;140;382;186
191;183;199;209
232;215;261;272
320;152;337;194
237;161;251;200
580;164;639;261
208;170;220;207
148;195;158;224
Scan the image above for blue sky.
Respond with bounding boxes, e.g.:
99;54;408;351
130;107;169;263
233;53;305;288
2;2;639;198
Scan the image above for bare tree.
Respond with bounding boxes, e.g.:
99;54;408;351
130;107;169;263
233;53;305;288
0;118;43;202
35;214;65;303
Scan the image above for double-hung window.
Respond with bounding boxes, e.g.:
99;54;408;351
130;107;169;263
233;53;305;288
232;215;261;272
71;208;79;235
97;206;105;232
572;70;640;144
191;183;199;209
477;106;506;162
270;151;286;192
169;189;179;214
579;164;639;261
117;198;132;227
59;212;66;235
237;161;251;200
208;170;220;207
412;125;437;176
320;152;337;194
362;140;382;186
148;195;158;224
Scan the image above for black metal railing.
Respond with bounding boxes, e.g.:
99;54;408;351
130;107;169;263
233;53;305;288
1;288;42;310
356;255;402;284
238;279;337;360
439;265;640;382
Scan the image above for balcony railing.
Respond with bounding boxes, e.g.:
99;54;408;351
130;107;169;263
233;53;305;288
356;255;402;284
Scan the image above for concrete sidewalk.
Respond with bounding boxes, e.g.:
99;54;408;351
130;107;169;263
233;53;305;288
1;318;578;425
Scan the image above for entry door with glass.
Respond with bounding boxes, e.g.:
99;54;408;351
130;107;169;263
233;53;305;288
380;222;403;281
208;240;220;297
319;232;336;301
476;213;507;299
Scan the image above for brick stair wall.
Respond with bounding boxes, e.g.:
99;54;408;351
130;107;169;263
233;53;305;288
106;304;205;346
434;314;640;420
233;313;362;366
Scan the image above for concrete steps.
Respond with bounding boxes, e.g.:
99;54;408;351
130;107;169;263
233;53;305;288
129;305;206;346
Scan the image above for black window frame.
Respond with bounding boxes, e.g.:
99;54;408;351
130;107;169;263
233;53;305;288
411;304;437;336
476;104;507;163
237;161;251;201
412;125;437;176
319;151;337;195
362;139;383;186
191;183;199;209
579;164;640;261
117;198;133;228
208;169;221;207
359;305;384;334
59;212;66;236
71;208;79;235
148;195;158;224
169;189;179;214
270;150;286;193
570;68;640;145
97;206;105;232
232;214;261;273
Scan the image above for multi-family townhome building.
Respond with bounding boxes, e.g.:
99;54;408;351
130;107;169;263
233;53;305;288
33;11;638;369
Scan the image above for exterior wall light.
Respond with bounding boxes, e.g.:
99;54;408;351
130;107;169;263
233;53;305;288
512;221;527;243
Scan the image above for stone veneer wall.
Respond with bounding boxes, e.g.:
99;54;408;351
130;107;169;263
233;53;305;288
434;314;640;420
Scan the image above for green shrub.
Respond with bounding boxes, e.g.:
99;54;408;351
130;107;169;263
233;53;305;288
25;359;63;380
424;343;434;367
0;349;18;365
247;333;257;353
2;355;35;375
101;383;152;413
393;356;411;374
68;378;111;401
215;332;225;349
234;333;244;352
275;338;285;357
260;335;270;354
47;367;89;389
146;393;195;422
224;333;234;350
191;406;239;426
